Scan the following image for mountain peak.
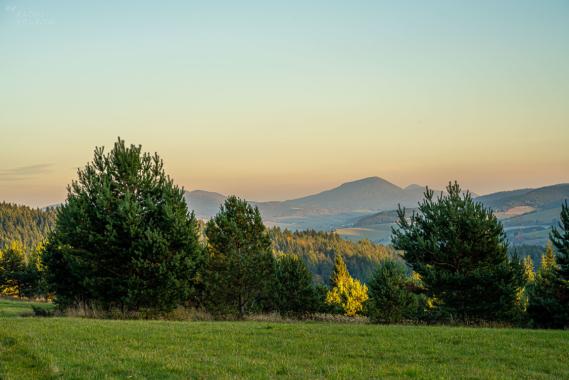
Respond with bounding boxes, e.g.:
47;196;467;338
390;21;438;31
404;184;425;191
340;176;400;188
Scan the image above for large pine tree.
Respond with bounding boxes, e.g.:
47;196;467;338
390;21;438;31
392;182;524;322
204;196;275;317
43;138;202;311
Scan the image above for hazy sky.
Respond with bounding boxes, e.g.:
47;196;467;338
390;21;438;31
1;1;568;207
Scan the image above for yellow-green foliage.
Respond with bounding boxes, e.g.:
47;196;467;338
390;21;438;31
522;256;535;284
325;255;368;316
540;241;557;273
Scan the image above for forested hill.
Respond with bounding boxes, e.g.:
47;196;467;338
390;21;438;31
0;202;395;283
269;227;398;284
0;202;57;250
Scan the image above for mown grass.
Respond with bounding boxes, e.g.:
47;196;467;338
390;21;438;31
1;299;568;379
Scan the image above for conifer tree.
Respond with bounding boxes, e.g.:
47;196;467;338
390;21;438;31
529;202;569;328
550;201;569;296
43;138;202;311
368;260;417;323
274;254;318;316
326;255;368;316
527;242;566;328
392;182;524;322
205;196;275;317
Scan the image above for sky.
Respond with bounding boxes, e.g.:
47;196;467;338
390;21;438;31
1;1;568;207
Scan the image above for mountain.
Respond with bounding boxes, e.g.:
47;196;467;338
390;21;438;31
475;184;569;211
277;177;424;213
184;177;434;231
344;183;569;246
184;190;226;219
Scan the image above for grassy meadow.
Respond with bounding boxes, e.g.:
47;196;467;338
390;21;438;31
0;299;567;379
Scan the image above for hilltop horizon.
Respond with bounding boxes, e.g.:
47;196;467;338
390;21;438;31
4;174;569;209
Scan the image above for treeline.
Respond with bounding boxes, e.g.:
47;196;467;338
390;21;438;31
269;228;397;284
1;139;568;329
0;203;56;250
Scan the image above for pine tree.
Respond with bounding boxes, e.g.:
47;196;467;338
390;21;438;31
274;254;318;316
550;201;569;295
527;242;566;328
43;138;203;311
392;181;524;322
529;201;569;328
205;196;275;317
325;255;368;316
368;260;417;323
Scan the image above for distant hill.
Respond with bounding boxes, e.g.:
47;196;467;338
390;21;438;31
344;183;569;246
0;202;57;250
184;177;435;230
475;184;569;211
276;177;423;213
184;190;226;219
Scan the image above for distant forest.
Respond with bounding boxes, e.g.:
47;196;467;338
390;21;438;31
0;201;546;279
0;203;56;251
0;202;396;282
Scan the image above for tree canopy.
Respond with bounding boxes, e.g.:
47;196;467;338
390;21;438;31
205;196;275;317
392;182;524;322
43;138;202;311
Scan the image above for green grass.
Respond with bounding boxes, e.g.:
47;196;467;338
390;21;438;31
0;298;54;318
1;304;568;380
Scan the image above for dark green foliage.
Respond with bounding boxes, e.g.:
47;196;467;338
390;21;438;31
527;243;567;328
368;260;417;323
392;182;524;322
270;228;397;284
205;196;275;317
528;202;569;328
550;201;569;294
42;138;202;311
0;241;44;298
0;203;56;251
274;254;318;316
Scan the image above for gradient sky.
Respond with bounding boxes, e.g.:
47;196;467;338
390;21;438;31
1;1;568;207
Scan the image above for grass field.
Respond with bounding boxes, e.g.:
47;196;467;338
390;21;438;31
1;299;568;379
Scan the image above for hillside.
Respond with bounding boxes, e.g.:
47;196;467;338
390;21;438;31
0;202;395;283
184;177;433;230
0;202;56;250
184;190;226;219
476;184;569;211
344;183;569;246
270;227;397;284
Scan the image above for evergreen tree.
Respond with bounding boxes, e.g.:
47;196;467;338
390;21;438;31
529;202;569;328
43;138;202;311
368;260;417;323
527;243;566;328
325;255;368;316
550;201;569;300
274;254;318;316
205;196;275;317
392;182;524;322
